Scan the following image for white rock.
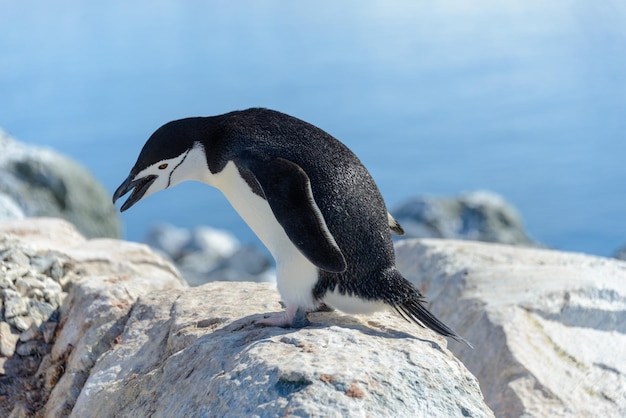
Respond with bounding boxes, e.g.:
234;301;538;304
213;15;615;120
19;322;42;342
27;299;56;326
4;295;28;319
0;217;86;252
144;223;191;259
147;223;275;286
69;282;492;417
395;238;626;417
185;225;239;258
177;249;223;275
225;245;272;275
0;219;184;285
1;288;21;300
9;314;33;332
14;276;44;296
198;245;276;284
0;320;20;357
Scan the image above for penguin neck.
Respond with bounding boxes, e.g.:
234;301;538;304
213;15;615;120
178;142;221;185
174;145;273;245
209;161;293;260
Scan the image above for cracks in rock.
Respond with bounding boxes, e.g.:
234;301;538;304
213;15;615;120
526;288;626;334
50;293;138;416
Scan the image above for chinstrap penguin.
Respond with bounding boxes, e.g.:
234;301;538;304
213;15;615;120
113;108;469;345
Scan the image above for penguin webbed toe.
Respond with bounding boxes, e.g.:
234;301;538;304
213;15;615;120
255;306;311;329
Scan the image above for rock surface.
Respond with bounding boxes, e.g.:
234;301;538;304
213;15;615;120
146;223;275;286
69;283;491;418
0;233;75;416
395;239;626;418
1;218;492;417
0;130;121;239
392;190;536;246
0;218;185;417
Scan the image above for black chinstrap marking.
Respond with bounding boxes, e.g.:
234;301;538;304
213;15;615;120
166;150;190;188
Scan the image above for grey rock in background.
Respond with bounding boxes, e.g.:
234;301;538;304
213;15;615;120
395;238;626;418
613;245;626;261
392;190;536;246
146;223;275;286
0;193;25;220
0;129;121;239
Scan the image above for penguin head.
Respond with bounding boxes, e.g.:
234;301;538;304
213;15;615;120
113;118;209;212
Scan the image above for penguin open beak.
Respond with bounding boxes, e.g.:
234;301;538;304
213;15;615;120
112;174;158;212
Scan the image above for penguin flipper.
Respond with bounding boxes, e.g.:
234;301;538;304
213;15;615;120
246;157;347;273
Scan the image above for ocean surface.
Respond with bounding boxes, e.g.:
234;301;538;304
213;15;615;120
1;1;625;256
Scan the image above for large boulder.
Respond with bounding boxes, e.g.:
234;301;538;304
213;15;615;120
391;190;536;246
66;283;491;418
0;130;121;239
0;218;492;417
395;239;626;417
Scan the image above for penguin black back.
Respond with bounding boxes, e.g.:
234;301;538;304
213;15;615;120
217;109;394;269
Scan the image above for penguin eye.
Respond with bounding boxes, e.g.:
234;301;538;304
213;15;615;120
158;163;168;170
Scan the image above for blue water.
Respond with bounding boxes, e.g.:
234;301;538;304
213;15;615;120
2;1;625;256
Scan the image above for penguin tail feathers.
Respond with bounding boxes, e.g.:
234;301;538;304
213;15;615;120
385;269;472;348
394;300;473;348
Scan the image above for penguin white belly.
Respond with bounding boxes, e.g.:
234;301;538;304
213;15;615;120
323;289;390;315
208;161;319;310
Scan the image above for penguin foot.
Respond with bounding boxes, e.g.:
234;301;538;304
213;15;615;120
314;303;334;312
255;305;310;328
